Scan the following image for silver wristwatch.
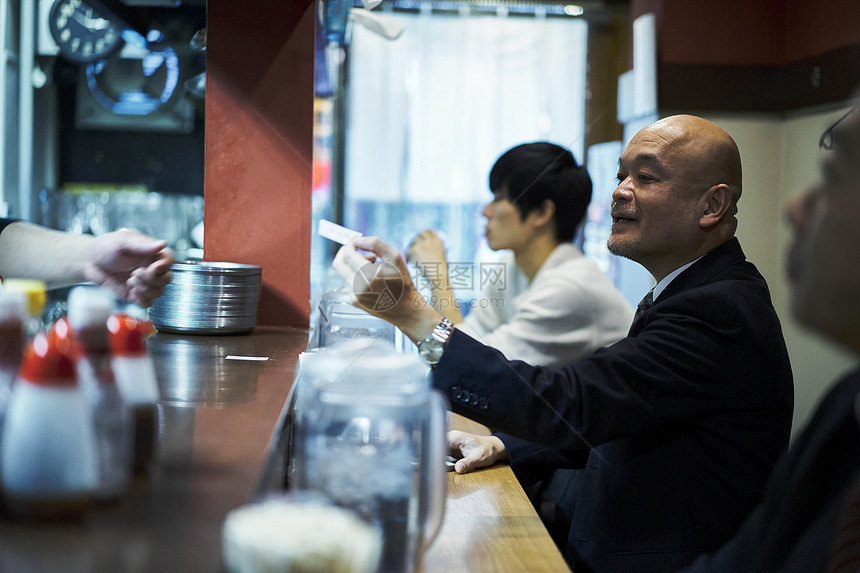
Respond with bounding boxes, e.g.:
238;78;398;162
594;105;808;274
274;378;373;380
417;317;454;365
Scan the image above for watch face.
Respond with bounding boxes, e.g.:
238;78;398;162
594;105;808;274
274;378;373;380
49;0;124;63
418;339;444;365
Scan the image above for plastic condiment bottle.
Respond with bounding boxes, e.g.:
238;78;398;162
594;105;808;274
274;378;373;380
0;332;98;519
66;286;133;502
1;279;47;340
0;291;26;477
0;291;26;400
108;313;160;475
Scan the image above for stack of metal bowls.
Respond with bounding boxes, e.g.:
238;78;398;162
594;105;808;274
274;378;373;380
149;261;262;334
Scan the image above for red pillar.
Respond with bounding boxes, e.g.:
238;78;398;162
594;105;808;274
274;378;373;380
204;0;315;327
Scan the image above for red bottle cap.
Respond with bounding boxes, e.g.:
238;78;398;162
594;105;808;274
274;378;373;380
47;316;82;359
107;314;155;356
19;332;77;387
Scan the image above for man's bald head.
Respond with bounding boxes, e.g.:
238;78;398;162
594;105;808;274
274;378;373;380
636;115;743;203
610;114;744;280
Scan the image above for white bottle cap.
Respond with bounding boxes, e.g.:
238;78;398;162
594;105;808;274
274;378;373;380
1;279;46;318
67;286;115;330
0;289;27;322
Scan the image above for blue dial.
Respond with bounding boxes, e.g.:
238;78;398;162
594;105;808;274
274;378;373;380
49;0;123;63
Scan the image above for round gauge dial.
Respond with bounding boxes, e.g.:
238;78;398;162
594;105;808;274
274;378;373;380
49;0;124;63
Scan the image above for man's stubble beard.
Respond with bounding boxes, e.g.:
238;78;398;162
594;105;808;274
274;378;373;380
607;236;644;264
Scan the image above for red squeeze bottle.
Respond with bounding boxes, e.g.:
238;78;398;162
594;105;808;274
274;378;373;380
0;291;26;410
0;333;98;519
67;287;133;503
108;314;161;475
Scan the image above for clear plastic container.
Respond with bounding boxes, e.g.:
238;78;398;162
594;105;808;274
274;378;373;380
315;286;396;349
292;339;447;573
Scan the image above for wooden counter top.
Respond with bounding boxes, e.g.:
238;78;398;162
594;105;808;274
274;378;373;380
0;328;568;572
424;464;570;572
422;413;569;573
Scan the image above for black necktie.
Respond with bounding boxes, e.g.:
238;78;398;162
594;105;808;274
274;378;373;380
633;288;654;324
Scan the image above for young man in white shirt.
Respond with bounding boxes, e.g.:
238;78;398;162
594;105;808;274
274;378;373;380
406;142;632;369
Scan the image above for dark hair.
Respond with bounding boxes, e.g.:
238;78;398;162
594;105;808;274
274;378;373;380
488;142;592;243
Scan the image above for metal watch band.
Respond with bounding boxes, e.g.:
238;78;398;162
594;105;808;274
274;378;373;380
431;317;454;344
417;317;455;365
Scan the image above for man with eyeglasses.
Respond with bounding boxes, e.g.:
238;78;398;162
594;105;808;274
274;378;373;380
677;97;860;572
335;114;793;572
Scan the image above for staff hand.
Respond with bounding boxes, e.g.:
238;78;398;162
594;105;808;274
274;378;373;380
84;228;174;308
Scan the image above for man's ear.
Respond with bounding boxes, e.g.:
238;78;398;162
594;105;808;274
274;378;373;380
529;199;556;228
700;184;734;229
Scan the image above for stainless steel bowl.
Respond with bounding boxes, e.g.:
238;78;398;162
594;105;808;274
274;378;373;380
149;261;262;334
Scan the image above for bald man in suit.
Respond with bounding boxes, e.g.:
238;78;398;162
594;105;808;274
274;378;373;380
335;115;794;572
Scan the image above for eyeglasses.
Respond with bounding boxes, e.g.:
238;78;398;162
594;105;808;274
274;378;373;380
819;106;856;150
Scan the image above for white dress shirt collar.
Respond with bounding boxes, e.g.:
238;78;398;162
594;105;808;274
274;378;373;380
652;256;704;301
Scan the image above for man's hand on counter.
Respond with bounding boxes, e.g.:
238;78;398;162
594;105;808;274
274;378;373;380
448;430;509;474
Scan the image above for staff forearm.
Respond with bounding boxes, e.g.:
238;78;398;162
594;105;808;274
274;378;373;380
0;222;92;287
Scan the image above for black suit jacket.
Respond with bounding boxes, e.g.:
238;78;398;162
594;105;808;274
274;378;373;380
679;367;860;573
434;238;794;572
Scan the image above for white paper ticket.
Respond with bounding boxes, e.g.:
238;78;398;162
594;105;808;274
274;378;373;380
318;219;362;245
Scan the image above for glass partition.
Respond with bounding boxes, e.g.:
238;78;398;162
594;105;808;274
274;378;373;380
312;5;589;309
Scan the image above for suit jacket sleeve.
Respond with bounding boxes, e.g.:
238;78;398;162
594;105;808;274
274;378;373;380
434;275;792;467
494;431;590;486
